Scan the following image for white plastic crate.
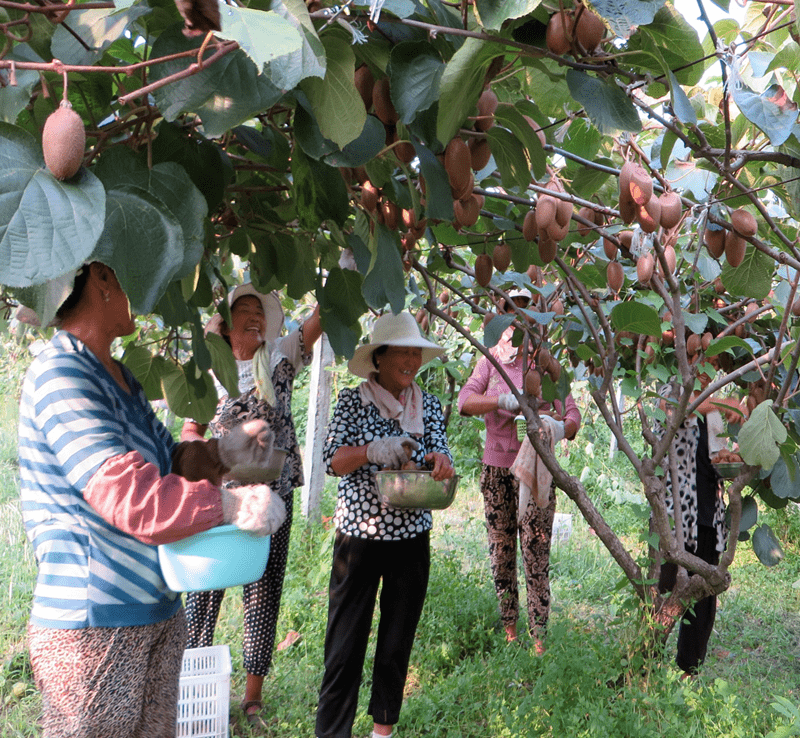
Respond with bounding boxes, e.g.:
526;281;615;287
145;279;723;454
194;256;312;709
176;645;231;738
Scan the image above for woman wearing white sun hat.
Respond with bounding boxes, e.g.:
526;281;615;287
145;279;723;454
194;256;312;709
315;311;455;738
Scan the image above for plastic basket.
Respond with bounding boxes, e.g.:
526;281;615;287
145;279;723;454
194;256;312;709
515;416;527;443
176;645;231;738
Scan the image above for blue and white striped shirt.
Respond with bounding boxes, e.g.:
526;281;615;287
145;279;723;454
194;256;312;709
18;331;181;629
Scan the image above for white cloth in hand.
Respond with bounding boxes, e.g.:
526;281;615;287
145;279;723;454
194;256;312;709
497;393;520;413
221;484;286;537
539;415;565;443
366;437;420;469
217;419;275;470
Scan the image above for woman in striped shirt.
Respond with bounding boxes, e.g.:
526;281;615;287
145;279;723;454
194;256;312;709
18;262;285;738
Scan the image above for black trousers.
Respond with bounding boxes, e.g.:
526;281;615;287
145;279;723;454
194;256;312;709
315;531;430;738
658;524;720;673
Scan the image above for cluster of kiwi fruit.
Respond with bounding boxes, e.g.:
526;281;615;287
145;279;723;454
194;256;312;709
546;3;606;56
42;100;85;180
703;208;757;267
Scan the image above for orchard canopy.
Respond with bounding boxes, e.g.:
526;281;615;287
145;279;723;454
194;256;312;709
1;0;800;633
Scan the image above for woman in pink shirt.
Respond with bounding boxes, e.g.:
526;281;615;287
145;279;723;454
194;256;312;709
458;289;580;650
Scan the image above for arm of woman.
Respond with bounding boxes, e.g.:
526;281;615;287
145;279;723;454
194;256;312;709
423;394;455;481
301;304;322;350
457;356;494;417
181;419;208;442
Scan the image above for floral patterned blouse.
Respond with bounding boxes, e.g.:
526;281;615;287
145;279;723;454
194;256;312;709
210;328;312;498
323;385;453;541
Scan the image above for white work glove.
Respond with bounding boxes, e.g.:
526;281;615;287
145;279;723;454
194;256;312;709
217;419;275;470
497;393;521;413
539;415;565;443
366;437;420;469
220;484;287;537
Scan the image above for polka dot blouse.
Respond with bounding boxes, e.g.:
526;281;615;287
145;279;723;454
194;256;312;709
323;385;453;541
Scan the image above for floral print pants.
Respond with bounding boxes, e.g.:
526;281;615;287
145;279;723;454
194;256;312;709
480;464;556;638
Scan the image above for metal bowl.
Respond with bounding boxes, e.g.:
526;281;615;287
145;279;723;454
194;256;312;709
375;470;460;510
713;461;744;479
224;447;288;483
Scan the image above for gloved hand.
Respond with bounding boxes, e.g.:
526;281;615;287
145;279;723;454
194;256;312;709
172;439;229;486
539;415;565;443
217;419;275;470
221;484;287;537
366;437;420;469
497;393;521;413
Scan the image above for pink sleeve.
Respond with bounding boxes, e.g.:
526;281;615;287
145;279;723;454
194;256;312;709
559;394;582;434
84;451;225;546
457;356;491;414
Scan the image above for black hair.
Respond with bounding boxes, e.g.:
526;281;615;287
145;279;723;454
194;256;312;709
372;345;389;370
55;264;92;320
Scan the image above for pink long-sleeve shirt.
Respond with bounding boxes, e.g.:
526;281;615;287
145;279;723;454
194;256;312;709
457;353;581;468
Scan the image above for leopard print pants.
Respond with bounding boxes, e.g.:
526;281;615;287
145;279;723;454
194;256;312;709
28;609;187;738
480;464;556;638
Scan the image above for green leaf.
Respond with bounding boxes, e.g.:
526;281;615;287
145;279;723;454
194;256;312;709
301;34;366;150
610;301;661;336
0;46;42;124
566;70;642;135
149;25;284;139
590;0;665;39
161;361;219;423
388;42;445;125
483;313;515;348
495;104;546;179
362;224;406;314
0;123;106;288
291;145;350;230
486;127;532;192
217;8;302;73
682;312;708;335
91;186;185;314
320;267;367;357
324;116;386;168
768;454;800;500
669;71;698;125
122;345;166;401
721;247;773;300
739;400;788;471
731;67;798;146
705;335;753;357
752;523;784;567
205;332;240;399
474;0;543;31
415;142;455;222
437;38;501;146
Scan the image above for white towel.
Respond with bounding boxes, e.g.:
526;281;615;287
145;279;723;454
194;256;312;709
511;417;564;522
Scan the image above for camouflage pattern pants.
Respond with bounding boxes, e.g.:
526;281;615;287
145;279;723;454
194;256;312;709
480;464;556;637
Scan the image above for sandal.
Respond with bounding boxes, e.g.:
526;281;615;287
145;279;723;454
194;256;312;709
241;700;267;728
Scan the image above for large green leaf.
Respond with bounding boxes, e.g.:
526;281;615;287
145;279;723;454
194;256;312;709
566;70;642;135
752;523;784;567
610;301;661;336
51;2;150;66
92;147;207;280
149;25;284;138
767;454;800;500
591;0;665;38
739;400;788;471
388;42;445;125
415;143;455;222
301;34;366;150
266;0;326;89
0;123;105;288
205;332;240;399
122;345;166;401
486;127;532;192
494;104;546;179
705;335;753;357
320;267;367;357
437;37;502;146
91;186;185;314
731;68;798;146
0;45;42;124
291;145;350;230
474;0;542;31
161;360;219;423
362;224;406;313
721;247;773;299
324;116;386;168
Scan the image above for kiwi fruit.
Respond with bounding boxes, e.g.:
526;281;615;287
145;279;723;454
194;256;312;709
525;369;543;397
637;252;655;284
360;180;379;212
555;196;573;230
603;237;617;260
724;231;746;267
628;164;652;205
618;195;638;225
394;139;415;164
475;89;498;132
439;290;450;305
792;298;800;317
619;162;636;199
660;244;677;276
704;226;725;258
475;253;493;287
551;299;564;316
42;103;85;180
538;237;558;264
744;302;759;322
701;332;713;351
658;191;682;230
381;199;399;230
546;10;573;55
731;208;757;237
617;230;634;255
452;170;475;202
401;208;419;230
606;260;624;293
713;276;725;294
492;242;512;272
354;65;375;110
575;7;605;51
686;333;701;356
372;77;398;125
444;137;472;191
454;194;481;227
523;115;547;148
535;195;558;233
545;216;569;242
522;209;538;241
469;138;492;171
636;196;660;234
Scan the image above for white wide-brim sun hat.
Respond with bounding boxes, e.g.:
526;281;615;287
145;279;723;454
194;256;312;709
205;284;284;341
348;312;446;379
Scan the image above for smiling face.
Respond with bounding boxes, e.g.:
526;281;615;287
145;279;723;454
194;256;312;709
224;295;266;360
375;345;424;398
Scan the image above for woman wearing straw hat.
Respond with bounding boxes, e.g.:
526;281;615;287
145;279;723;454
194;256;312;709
182;283;321;726
315;311;455;738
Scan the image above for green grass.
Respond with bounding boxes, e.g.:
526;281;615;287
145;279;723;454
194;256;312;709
2;366;800;737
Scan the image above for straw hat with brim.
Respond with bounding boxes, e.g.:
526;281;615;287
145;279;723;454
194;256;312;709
205;284;284;341
348;312;446;379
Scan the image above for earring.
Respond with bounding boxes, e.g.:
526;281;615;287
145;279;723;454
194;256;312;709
102;292;110;302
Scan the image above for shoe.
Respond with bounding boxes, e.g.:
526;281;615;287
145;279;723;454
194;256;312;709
241;700;267;729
